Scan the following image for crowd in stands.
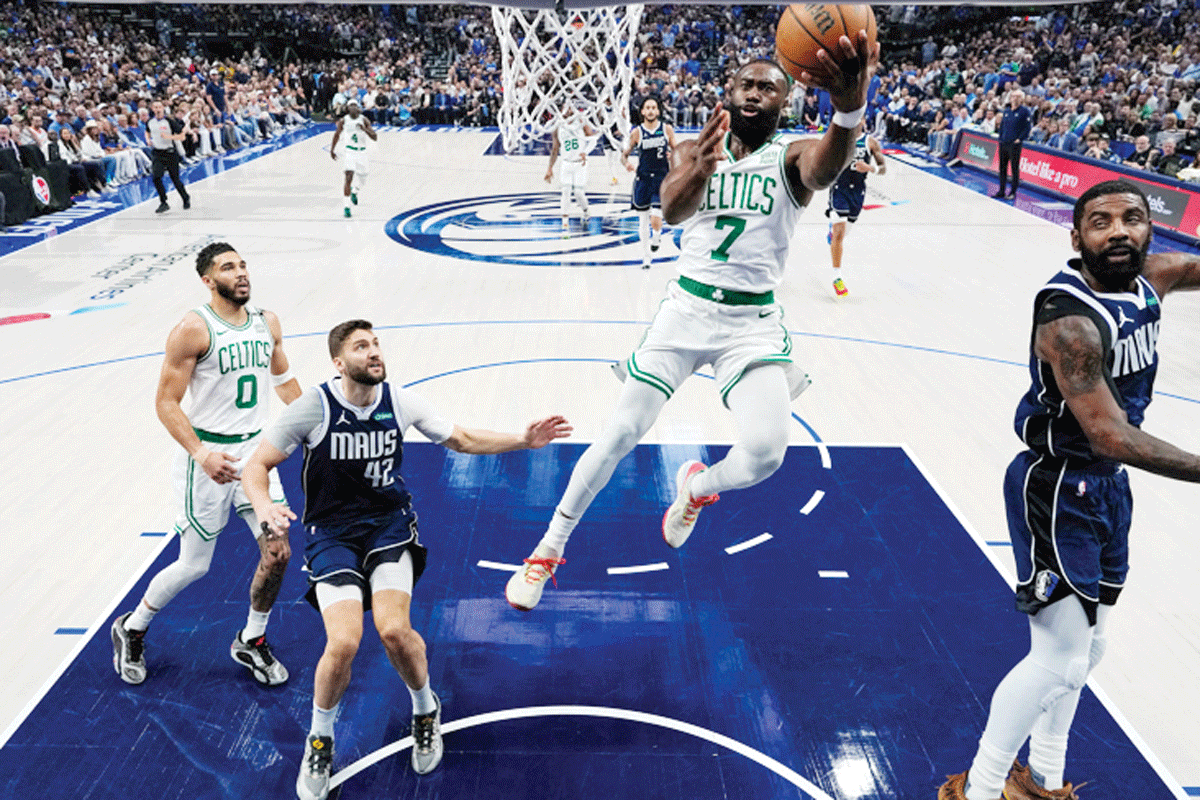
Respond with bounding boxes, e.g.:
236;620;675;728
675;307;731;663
3;0;1200;205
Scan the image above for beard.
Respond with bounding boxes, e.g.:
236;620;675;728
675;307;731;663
728;100;778;150
1079;239;1148;292
214;280;250;306
347;361;386;385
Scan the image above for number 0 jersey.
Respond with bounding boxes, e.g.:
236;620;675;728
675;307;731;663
188;303;274;437
676;132;804;294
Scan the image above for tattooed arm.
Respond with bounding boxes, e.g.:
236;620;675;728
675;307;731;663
1035;314;1200;481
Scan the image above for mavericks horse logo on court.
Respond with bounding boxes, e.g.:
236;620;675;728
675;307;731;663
385;192;681;268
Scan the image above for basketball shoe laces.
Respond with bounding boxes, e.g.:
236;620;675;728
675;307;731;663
127;627;146;662
247;635;277;665
681;488;719;527
521;556;566;587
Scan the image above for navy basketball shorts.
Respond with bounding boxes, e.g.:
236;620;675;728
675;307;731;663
632;173;666;210
303;508;428;610
1004;450;1131;626
826;183;865;223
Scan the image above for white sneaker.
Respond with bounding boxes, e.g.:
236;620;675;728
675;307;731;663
296;734;333;800
505;553;565;611
411;693;443;775
111;612;147;685
662;461;719;548
230;630;289;686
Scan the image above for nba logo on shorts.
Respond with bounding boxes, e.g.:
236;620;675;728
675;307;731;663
31;175;51;205
1034;569;1060;602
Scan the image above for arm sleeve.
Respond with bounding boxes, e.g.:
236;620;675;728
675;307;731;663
390;385;454;444
264;387;325;456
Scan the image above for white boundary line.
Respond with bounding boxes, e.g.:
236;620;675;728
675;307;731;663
328;704;835;799
799;489;825;516
476;559;519;572
606;562;669;575
901;443;1190;800
817;570;849;579
0;532;176;749
725;532;773;555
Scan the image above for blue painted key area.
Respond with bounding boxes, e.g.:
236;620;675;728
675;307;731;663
0;443;1176;799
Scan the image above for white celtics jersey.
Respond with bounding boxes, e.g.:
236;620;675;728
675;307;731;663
558;118;587;163
676;132;804;293
343;113;369;151
187;304;274;436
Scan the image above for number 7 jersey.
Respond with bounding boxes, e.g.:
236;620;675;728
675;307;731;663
188;303;274;436
676;132;805;293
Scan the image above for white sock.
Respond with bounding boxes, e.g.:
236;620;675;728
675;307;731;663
310;702;339;738
242;609;269;641
126;600;157;632
409;680;437;716
831;267;843;282
539;509;579;556
964;739;1010;800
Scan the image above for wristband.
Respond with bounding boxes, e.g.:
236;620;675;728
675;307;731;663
832;105;867;130
271;368;295;386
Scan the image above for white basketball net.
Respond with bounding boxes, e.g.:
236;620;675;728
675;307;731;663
491;4;644;154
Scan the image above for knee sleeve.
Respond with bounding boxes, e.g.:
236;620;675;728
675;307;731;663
1088;632;1107;672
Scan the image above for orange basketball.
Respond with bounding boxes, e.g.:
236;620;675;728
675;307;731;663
775;4;877;82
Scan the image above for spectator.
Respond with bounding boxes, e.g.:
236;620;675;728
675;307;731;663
1154;138;1187;178
1124;135;1157;169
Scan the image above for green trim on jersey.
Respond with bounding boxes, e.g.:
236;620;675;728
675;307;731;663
678;275;774;306
778;142;804;209
196;308;216;363
194;426;261;443
625;353;673;399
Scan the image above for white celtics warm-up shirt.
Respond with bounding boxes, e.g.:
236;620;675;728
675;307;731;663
188;303;274;437
558;118;588;163
676;132;804;294
342;113;370;153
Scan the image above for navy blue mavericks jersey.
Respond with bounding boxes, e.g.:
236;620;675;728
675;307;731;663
832;133;871;193
635;123;670;177
302;381;411;525
1014;263;1162;461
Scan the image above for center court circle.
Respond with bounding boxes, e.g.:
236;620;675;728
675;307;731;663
330;704;835;799
385;192;682;267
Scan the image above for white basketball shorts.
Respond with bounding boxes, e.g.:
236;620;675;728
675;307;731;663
172;435;286;541
614;280;811;406
559;158;588;188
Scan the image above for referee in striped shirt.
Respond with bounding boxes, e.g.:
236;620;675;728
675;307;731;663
147;100;192;213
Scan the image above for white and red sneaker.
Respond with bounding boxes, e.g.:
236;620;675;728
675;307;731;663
662;460;719;548
506;553;566;611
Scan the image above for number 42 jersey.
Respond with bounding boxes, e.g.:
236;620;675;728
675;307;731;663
264;378;455;526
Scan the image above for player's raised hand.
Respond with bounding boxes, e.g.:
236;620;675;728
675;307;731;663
524;415;573;448
800;29;880;113
695;102;730;178
198;448;240;484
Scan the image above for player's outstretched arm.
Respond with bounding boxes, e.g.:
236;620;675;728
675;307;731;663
264;310;302;404
1144;251;1200;296
441;415;572;455
786;30;880;194
242;440;297;538
156;313;239;484
661;103;730;225
1037;314;1200;482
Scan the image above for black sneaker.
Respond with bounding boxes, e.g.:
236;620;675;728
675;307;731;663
231;630;289;685
155;202;170;213
111;612;147;684
296;734;333;800
182;197;191;210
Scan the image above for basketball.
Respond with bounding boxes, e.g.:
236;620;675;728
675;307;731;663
774;4;877;82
